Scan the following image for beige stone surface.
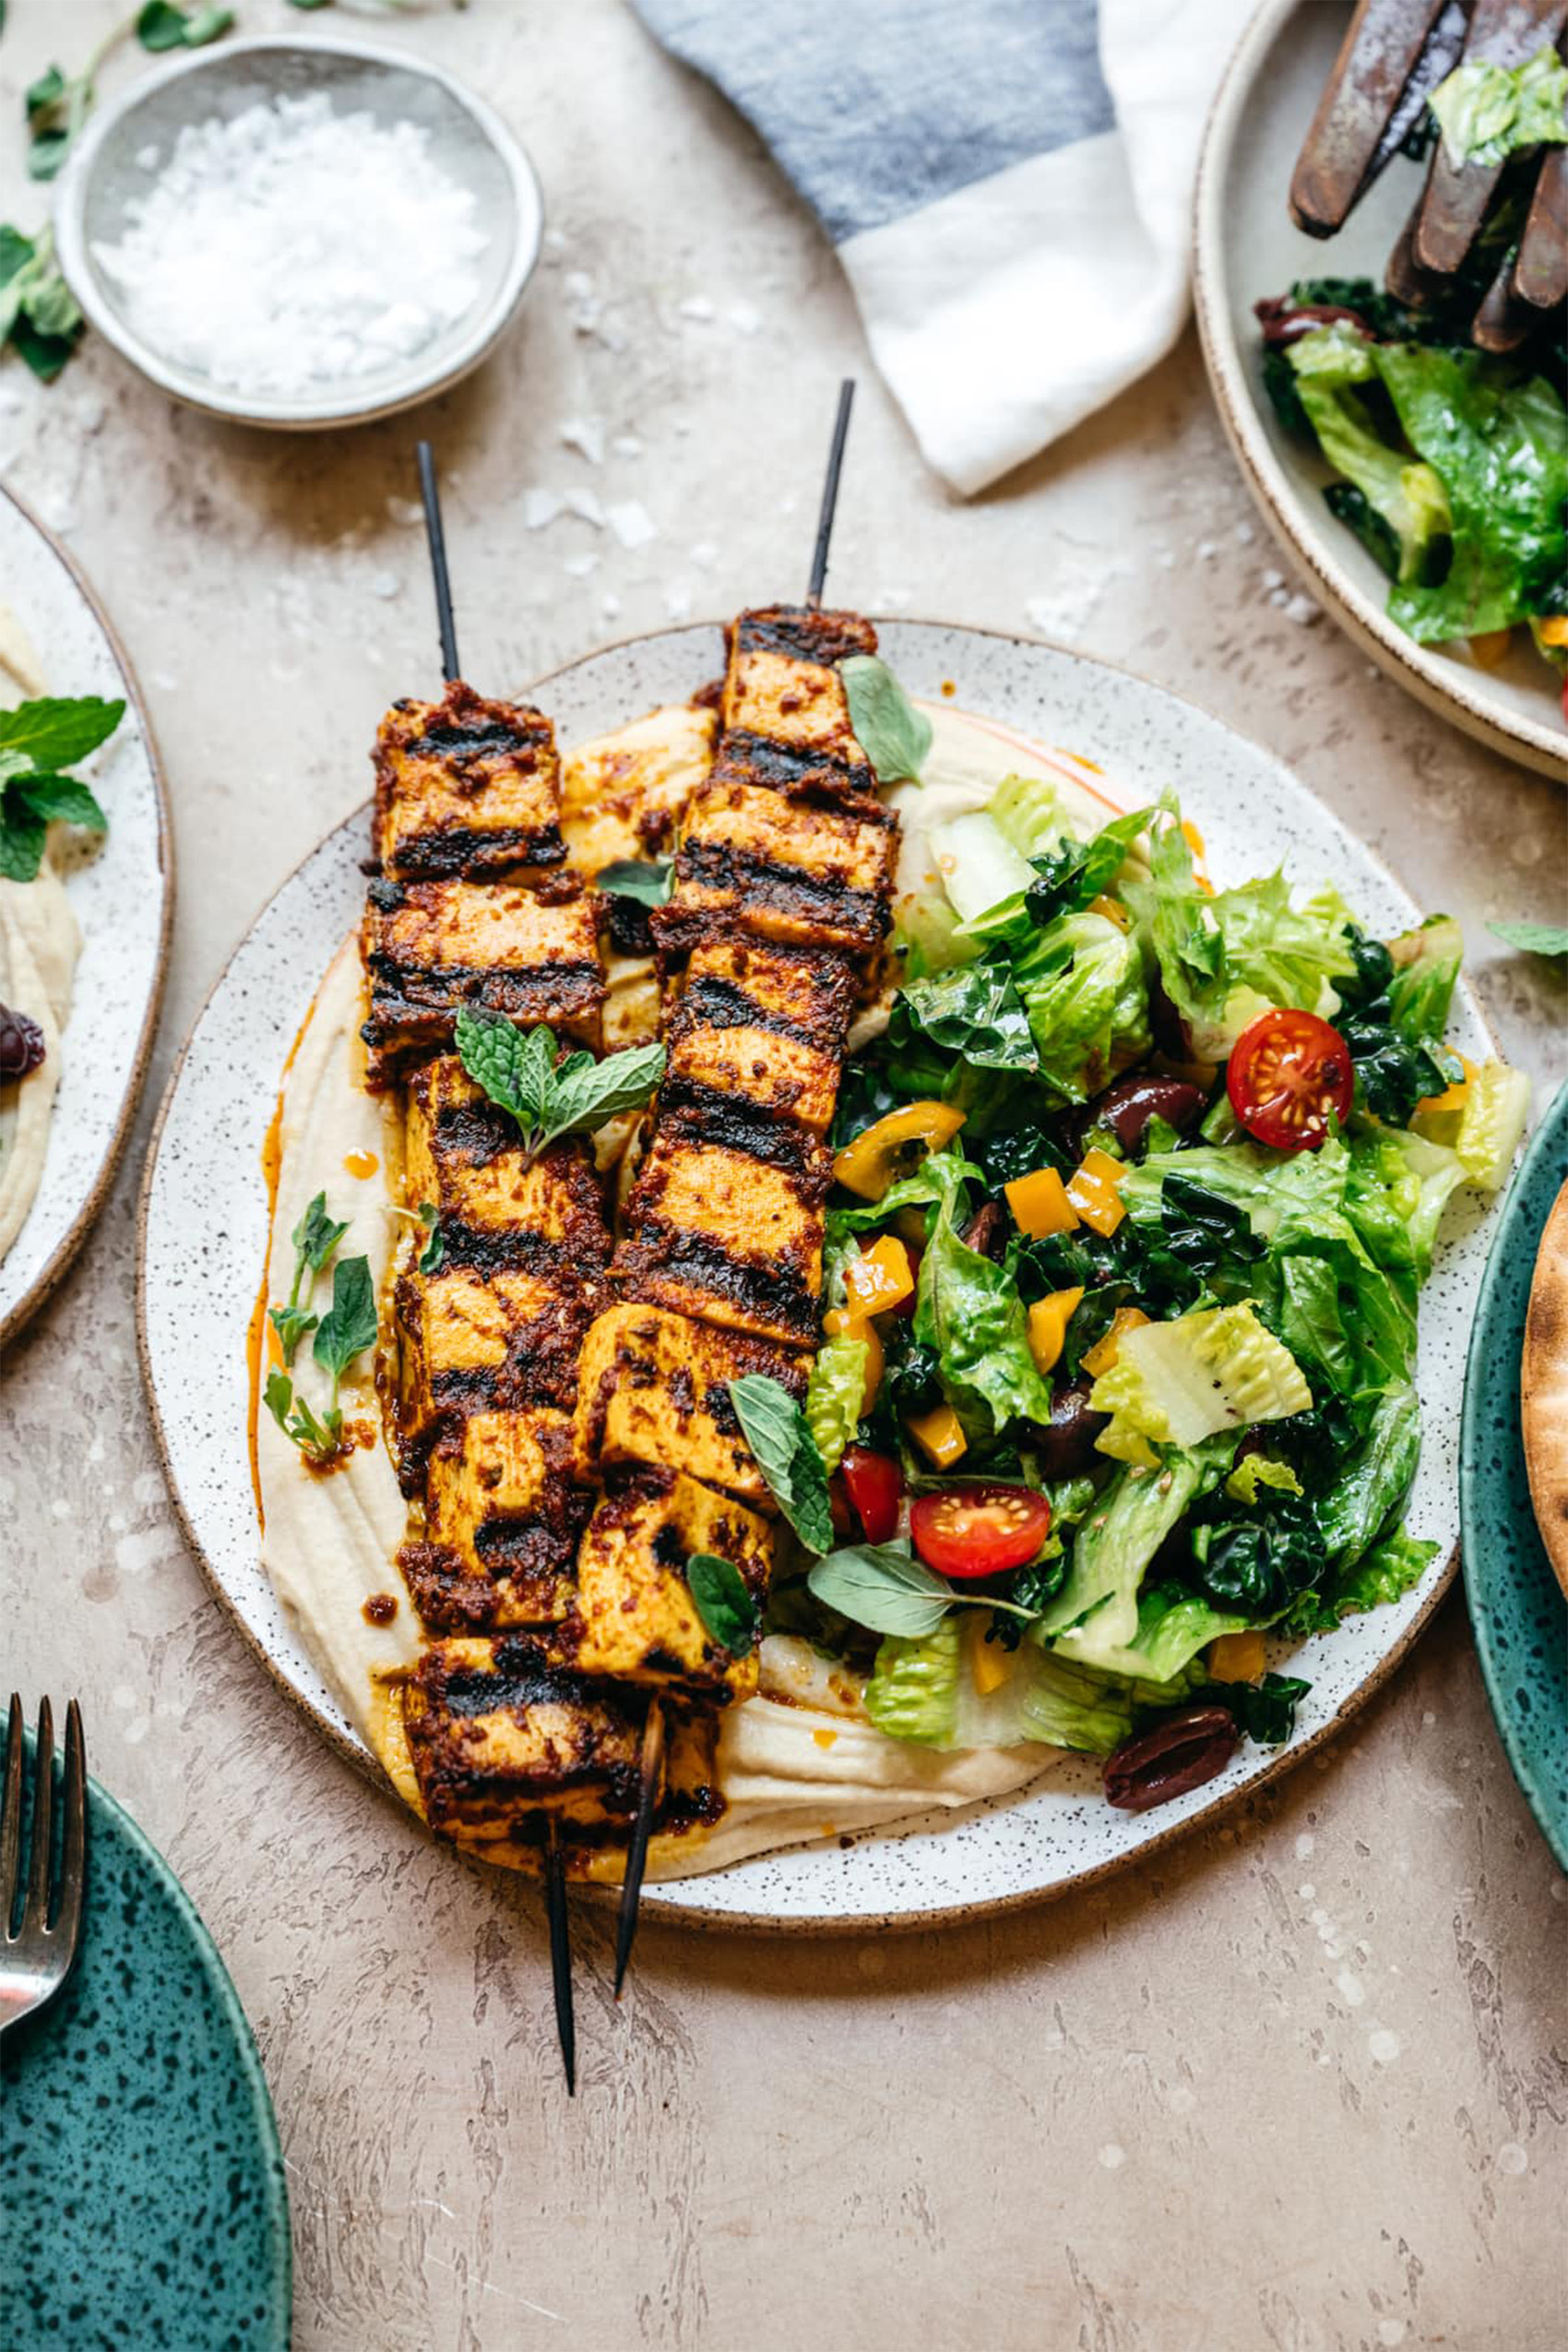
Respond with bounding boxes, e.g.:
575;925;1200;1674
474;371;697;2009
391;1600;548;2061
3;6;1566;2348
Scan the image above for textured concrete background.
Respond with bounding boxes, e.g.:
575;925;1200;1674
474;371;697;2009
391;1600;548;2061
3;6;1565;2348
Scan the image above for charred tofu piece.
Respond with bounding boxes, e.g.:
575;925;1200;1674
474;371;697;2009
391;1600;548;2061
573;1469;774;1699
395;1263;598;1457
561;703;717;875
719;605;877;796
398;1409;587;1632
654;775;897;957
373;682;564;879
404;1057;611;1274
612;1119;828;1348
572;1302;806;1508
665;990;841;1135
405;1633;648;1834
361;876;603;1087
676;936;856;1057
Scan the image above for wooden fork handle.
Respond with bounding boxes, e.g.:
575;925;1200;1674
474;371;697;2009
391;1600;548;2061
1290;0;1453;237
1512;142;1568;307
1415;0;1568;275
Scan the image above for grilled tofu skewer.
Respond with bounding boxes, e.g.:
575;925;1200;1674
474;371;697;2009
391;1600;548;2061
609;384;884;1984
399;439;583;2090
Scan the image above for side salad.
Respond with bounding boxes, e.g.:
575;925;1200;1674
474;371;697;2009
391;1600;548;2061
746;763;1526;1815
1255;274;1568;701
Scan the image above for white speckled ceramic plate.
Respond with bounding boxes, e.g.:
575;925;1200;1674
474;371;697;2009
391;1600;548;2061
138;622;1496;1929
1;482;172;1345
1194;0;1566;782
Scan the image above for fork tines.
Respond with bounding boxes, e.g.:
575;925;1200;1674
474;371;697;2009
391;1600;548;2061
1290;0;1455;237
1;1694;87;2038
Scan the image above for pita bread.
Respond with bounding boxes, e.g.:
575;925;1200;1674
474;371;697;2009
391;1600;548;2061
1521;1178;1568;1598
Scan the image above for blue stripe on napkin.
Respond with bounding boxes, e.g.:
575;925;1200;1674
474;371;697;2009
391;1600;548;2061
632;0;1114;242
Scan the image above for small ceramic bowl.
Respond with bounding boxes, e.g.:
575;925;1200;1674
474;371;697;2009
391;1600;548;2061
53;32;543;431
1193;0;1566;783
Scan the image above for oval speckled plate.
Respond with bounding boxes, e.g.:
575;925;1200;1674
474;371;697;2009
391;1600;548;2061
1460;1084;1568;1867
138;622;1499;1930
1;1727;290;2346
1194;0;1567;782
0;481;172;1346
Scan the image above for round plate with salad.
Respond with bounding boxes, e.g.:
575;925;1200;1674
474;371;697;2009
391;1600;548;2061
1194;0;1567;779
139;618;1522;1928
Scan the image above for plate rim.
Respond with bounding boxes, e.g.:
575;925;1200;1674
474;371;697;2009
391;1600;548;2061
1191;0;1567;785
1459;1082;1568;1870
4;1734;293;2341
0;477;175;1348
137;613;1479;1935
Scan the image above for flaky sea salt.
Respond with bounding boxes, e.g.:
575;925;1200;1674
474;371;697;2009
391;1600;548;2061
92;91;489;397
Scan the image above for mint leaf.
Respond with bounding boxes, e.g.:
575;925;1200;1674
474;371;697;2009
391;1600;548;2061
13;775;107;830
1489;920;1568;959
268;1303;317;1368
842;654;932;785
806;1544;956;1636
0;695;125;768
292;1190;348;1275
596;858;673;907
455;1007;552;1133
418;1203;445;1274
0;808;47;882
727;1373;834;1555
541;1038;665;1142
313;1254;377;1385
264;1369;294;1432
686;1553;759;1654
24;66;65;123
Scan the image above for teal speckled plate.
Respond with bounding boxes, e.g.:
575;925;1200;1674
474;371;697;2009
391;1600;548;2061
1;1736;291;2348
1460;1084;1568;1870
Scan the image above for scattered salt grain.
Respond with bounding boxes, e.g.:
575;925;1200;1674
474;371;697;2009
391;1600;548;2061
1496;2143;1528;2176
562;552;599;578
386;494;423;529
678;294;716;323
563;486;606;529
689;540;719;569
662;581;694;621
92;91;489;398
1367;2028;1401;2065
135;142;160;172
1098;2144;1126;2170
600;592;622;620
728;301;762;335
1282;591;1321;625
522;487;565;531
608;500;658;551
611;434;645;459
558;416;605;465
368;571;401;601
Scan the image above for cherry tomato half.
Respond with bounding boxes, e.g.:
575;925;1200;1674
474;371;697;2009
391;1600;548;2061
1226;1007;1354;1152
909;1485;1052;1580
839;1446;904;1545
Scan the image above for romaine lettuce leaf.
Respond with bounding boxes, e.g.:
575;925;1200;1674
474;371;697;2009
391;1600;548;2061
805;1332;869;1476
864;1613;1186;1753
1452;1059;1530;1191
1315;1383;1423;1565
1346;1132;1467;1287
1288;327;1452;587
1374;348;1568;643
928;810;1035;927
828;1144;982;1237
1050;1581;1252;1683
1284;1521;1436;1632
890;961;1039;1074
1034;1437;1234;1649
1010;907;1150;1102
913;1182;1055;1433
1430;46;1568;169
1087;1303;1313;1467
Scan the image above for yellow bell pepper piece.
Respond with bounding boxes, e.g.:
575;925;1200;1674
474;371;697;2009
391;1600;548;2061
832;1102;967;1202
1414;1054;1478;1121
1027;1286;1084;1375
1087;893;1130;932
1207;1630;1266;1684
1080;1306;1149;1378
841;1233;915;1318
1066;1147;1128;1238
1469;627;1513;670
906;1402;967;1468
822;1311;886;1415
971;1633;1013;1696
1181;817;1206;861
1004;1166;1079;1239
1539;616;1568;648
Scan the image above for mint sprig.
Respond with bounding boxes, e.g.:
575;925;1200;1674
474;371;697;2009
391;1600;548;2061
265;1252;377;1468
267;1189;347;1366
0;695;122;882
454;1009;664;1160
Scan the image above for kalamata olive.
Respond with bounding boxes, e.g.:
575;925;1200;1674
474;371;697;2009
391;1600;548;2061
1090;1074;1207;1155
1036;1381;1109;1479
1146;966;1189;1058
1104;1705;1239;1812
960;1200;1006;1259
1253;296;1373;347
0;1004;46;1079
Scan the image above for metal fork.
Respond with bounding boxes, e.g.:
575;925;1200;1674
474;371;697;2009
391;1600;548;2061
0;1694;87;2040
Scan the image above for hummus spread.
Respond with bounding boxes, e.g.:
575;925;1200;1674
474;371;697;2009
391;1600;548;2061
0;606;83;1264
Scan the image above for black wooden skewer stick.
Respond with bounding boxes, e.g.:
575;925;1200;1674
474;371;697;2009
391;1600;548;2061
416;441;461;682
413;439;574;2093
544;1819;576;2096
806;378;855;610
612;1700;666;1998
